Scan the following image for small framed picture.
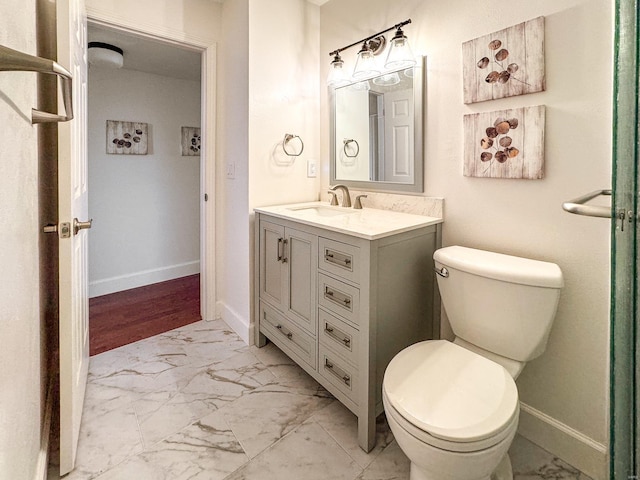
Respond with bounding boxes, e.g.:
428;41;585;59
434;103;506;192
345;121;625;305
181;127;201;156
106;120;148;155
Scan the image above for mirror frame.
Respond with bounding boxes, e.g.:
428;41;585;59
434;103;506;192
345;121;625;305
330;55;425;193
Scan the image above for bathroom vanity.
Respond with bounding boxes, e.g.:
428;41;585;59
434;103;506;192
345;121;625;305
254;202;442;451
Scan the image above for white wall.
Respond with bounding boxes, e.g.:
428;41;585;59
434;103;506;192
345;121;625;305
0;1;42;478
247;0;320;209
216;0;250;339
88;66;201;296
321;1;611;478
85;0;221;45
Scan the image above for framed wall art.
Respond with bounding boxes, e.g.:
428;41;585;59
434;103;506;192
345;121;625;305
463;105;545;179
181;127;201;156
462;17;545;104
106;120;148;155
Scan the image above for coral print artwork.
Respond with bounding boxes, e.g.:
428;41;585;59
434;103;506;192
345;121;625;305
106;120;148;155
462;17;545;104
464;106;545;179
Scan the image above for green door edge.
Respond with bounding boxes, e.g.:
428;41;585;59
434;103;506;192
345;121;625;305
611;0;638;477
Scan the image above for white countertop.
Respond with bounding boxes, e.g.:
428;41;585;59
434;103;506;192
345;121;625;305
255;202;442;240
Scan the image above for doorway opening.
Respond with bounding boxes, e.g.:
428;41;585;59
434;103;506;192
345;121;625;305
85;21;214;355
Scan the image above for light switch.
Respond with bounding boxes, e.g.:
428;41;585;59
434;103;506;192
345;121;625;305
226;162;235;179
307;159;317;178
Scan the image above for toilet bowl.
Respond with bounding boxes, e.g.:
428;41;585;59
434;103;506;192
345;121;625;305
383;340;519;480
382;246;563;480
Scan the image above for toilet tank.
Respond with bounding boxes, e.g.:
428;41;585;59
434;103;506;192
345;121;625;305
434;246;564;362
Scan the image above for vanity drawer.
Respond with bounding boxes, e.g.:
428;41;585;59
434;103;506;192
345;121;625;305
318;344;358;405
319;237;361;284
260;301;316;370
318;308;359;368
318;273;360;326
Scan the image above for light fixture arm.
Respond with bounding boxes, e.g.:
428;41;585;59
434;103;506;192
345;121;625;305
328;19;411;57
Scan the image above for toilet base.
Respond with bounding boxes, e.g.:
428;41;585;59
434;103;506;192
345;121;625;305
490;454;513;480
409;454;513;480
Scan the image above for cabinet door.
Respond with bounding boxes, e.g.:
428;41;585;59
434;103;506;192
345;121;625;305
259;220;286;310
285;227;318;334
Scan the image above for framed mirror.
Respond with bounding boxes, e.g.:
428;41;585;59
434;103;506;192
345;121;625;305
330;56;425;193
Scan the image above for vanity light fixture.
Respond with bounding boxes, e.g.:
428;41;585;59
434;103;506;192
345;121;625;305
327;52;350;87
384;25;416;70
352;41;380;80
372;72;401;86
327;19;413;87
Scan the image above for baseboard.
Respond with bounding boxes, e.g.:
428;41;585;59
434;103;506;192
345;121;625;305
518;402;607;480
89;261;200;298
34;382;53;480
216;301;252;345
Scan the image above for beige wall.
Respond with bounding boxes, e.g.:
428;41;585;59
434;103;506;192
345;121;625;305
0;1;43;478
215;0;320;340
85;0;221;44
216;0;251;338
321;0;611;477
247;0;321;333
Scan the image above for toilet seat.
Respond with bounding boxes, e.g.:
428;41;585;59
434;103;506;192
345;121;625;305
383;340;519;447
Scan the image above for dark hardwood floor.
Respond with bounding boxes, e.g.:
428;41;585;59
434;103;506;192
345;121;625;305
89;274;201;356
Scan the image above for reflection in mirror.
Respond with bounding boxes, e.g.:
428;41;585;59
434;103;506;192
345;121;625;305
331;57;424;193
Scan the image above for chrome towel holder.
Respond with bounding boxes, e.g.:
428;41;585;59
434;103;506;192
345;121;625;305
282;133;304;157
343;138;359;158
0;44;74;124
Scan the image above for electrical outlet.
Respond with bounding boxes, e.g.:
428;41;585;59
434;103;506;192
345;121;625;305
226;162;235;179
307;159;317;178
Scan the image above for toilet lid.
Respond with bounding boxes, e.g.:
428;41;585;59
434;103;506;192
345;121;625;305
383;340;519;443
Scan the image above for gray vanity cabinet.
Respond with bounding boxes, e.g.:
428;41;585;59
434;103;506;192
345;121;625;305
259;220;318;336
255;212;440;452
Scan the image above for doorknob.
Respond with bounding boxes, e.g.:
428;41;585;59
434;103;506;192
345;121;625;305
73;218;92;235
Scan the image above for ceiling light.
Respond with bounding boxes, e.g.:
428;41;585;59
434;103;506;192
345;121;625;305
88;42;124;69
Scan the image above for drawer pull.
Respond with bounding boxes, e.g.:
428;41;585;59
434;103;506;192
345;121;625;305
324;250;352;268
324;323;352;349
275;324;293;340
324;358;351;386
324;287;352;308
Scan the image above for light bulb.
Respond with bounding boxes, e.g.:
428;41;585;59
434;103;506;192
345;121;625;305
352;42;380;80
384;28;416;70
327;53;350;87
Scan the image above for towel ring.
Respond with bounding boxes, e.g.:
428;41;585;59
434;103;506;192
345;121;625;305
343;139;359;158
283;133;304;157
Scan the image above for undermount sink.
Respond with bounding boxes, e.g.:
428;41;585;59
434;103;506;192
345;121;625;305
287;205;356;217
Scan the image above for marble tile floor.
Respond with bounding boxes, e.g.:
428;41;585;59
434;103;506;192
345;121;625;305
55;319;593;480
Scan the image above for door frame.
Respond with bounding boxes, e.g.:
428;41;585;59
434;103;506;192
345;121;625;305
610;0;638;477
85;10;217;321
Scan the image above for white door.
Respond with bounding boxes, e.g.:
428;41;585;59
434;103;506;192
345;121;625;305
383;88;414;183
57;0;90;474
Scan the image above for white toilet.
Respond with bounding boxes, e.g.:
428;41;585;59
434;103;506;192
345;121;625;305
382;246;563;480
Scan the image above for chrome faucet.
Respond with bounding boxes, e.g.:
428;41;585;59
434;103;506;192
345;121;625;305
329;184;351;207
